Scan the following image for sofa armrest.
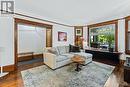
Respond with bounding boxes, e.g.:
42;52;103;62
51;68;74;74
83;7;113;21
44;52;57;69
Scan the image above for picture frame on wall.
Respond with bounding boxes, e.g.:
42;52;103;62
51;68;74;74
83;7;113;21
75;28;83;36
58;32;67;41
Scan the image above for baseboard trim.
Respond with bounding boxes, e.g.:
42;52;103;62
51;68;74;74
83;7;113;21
18;56;33;62
33;54;43;59
0;64;15;72
18;53;43;62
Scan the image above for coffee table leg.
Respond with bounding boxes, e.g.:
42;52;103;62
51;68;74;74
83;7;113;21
75;63;81;71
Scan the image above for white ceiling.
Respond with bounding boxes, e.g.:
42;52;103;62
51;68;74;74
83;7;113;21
15;0;130;25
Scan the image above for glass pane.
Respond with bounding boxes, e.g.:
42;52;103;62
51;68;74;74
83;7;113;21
89;24;115;50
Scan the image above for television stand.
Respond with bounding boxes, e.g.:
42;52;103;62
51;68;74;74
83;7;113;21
85;48;122;66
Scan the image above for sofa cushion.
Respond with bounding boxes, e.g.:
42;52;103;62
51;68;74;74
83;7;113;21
61;53;74;59
69;44;80;52
56;55;69;62
57;46;66;54
72;52;92;59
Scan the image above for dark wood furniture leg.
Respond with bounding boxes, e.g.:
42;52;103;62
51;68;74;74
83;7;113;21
75;63;81;71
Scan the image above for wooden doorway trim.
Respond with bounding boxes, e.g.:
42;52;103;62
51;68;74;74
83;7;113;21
46;28;53;47
87;20;118;52
14;18;53;70
125;16;130;54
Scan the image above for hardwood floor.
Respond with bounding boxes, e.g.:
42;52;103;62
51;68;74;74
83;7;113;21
104;62;130;87
0;60;130;87
0;62;44;87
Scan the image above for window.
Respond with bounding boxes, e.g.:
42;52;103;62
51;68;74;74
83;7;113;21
126;17;130;54
88;21;118;51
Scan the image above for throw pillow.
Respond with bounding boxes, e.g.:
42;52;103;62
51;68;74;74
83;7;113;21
69;44;80;52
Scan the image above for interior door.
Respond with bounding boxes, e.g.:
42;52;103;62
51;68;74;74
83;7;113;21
46;28;52;47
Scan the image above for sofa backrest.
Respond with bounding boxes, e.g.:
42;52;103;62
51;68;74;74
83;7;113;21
57;46;67;54
44;46;69;55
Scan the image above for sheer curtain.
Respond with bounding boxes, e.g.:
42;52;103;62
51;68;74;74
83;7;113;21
18;24;46;54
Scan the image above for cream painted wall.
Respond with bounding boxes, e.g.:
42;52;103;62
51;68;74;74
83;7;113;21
83;27;88;41
82;27;88;49
52;24;74;47
0;16;14;66
118;19;126;60
118;19;125;53
117;19;130;59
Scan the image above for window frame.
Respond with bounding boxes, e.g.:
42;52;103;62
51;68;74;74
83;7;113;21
87;20;118;52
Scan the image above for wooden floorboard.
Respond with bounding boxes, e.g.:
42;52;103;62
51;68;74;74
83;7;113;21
0;62;44;87
0;60;130;87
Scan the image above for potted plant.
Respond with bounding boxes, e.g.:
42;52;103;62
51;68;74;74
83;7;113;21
106;34;114;52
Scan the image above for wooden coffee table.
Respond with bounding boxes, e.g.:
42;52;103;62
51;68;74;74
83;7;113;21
71;55;85;71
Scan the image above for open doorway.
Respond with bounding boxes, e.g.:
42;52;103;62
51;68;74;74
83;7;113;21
14;18;52;69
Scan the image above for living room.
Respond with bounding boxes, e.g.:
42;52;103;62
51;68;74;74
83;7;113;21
0;0;130;87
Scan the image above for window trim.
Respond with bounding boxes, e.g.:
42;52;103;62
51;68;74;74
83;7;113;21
87;20;118;52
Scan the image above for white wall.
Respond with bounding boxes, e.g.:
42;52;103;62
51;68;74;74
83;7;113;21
52;24;74;47
82;27;88;49
83;27;88;41
0;16;14;66
118;19;127;60
118;19;125;53
18;24;46;54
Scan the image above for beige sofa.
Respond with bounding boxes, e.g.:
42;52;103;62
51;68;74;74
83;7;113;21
43;46;92;69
